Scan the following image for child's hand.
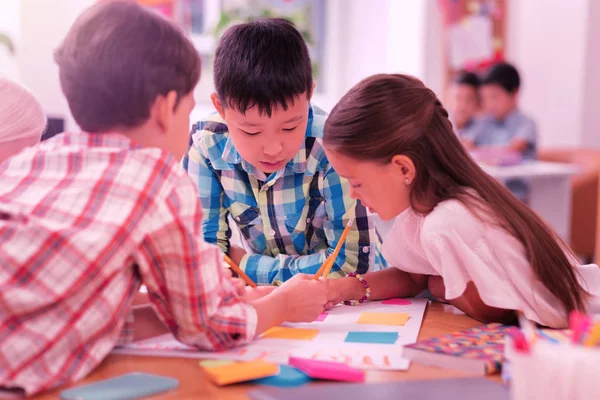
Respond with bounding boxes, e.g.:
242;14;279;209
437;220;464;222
428;275;447;301
240;286;277;302
277;274;328;322
223;267;246;296
229;245;248;266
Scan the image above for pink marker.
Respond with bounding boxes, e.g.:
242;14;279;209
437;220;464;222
569;311;591;344
289;357;365;382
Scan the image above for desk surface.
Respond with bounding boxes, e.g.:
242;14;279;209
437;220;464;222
35;302;498;399
482;161;580;179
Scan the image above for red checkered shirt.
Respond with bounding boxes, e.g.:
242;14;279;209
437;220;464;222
0;132;257;396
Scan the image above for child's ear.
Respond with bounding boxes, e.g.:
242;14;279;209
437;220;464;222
153;90;178;135
210;93;225;119
309;81;316;100
391;155;416;185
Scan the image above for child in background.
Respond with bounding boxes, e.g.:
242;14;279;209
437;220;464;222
0;75;46;162
183;19;385;285
0;2;327;396
463;62;537;200
447;70;482;140
322;74;600;328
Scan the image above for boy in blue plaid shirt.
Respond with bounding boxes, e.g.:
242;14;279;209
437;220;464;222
183;19;385;284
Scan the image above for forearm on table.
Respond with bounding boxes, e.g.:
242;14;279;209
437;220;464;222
333;267;428;302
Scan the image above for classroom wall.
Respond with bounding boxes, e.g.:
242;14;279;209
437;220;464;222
313;0;430;112
18;0;96;131
581;0;600;149
0;0;21;80
505;0;590;148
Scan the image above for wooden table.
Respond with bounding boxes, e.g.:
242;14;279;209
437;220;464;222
35;302;496;399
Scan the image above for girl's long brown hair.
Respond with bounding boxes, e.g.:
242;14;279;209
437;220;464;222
324;74;588;313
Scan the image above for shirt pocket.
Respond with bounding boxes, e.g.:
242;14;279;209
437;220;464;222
229;201;261;228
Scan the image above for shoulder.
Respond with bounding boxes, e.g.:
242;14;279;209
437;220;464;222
420;197;485;245
304;105;332;173
189;113;231;165
305;104;328;140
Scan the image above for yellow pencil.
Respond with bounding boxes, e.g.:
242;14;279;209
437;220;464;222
314;218;354;279
224;254;257;288
584;323;600;347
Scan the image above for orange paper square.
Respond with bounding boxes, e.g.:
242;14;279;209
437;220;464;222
261;326;320;340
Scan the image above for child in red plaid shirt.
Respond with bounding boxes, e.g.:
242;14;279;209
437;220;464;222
0;1;327;396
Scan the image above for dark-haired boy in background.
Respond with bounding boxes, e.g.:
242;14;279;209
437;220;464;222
463;62;537;201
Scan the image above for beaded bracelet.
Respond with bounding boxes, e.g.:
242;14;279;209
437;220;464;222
343;272;370;306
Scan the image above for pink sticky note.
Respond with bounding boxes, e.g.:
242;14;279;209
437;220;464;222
316;313;328;322
382;298;412;306
289;357;365;382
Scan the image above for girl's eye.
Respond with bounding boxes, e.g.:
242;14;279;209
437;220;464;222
351;184;362;189
242;130;260;136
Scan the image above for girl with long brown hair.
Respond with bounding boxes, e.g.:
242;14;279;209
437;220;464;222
323;74;599;327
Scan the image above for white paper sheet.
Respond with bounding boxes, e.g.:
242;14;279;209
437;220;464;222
113;299;428;371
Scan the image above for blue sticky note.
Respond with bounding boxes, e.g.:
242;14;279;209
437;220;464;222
345;331;399;344
253;365;311;388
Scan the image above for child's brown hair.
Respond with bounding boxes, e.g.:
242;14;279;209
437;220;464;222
54;1;201;132
324;73;588;314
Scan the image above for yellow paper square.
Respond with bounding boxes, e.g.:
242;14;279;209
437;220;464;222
357;312;409;326
261;326;319;340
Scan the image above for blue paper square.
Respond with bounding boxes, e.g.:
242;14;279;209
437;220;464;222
345;331;399;344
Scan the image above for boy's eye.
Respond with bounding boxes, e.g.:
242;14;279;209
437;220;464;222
351;184;362;189
242;130;261;136
282;124;300;132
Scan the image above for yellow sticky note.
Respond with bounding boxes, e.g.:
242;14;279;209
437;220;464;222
261;326;319;340
199;359;235;369
357;312;410;326
203;360;279;386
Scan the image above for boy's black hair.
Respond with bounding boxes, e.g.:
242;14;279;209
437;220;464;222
454;70;480;89
480;62;521;93
55;1;201;133
213;18;313;117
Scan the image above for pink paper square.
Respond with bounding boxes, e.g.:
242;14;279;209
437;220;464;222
289;357;365;382
382;298;412;306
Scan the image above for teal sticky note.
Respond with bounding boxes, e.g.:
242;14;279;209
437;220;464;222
253;365;311;387
345;331;399;344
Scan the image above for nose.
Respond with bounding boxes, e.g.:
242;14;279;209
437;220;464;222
263;140;283;157
349;186;360;201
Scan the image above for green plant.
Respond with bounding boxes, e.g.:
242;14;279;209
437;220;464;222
0;33;15;54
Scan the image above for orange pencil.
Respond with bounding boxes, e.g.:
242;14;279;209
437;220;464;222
224;254;257;288
314;218;354;279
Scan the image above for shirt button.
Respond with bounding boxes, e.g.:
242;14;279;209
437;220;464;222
362;246;370;253
269;229;276;236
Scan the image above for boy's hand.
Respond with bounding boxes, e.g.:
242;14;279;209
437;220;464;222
229;245;248;266
277;274;328;322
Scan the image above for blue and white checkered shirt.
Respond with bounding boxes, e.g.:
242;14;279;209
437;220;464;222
183;106;386;284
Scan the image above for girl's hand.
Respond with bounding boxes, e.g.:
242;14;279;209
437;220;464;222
427;275;447;301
